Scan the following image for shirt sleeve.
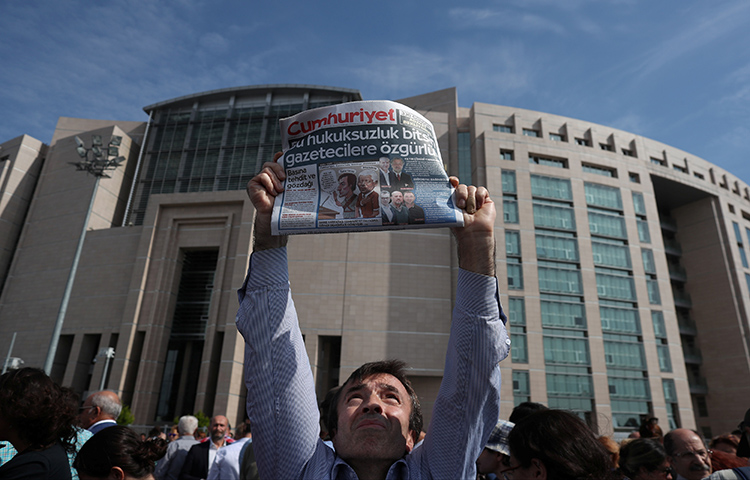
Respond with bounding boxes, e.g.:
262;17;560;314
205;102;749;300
420;268;510;480
235;247;320;480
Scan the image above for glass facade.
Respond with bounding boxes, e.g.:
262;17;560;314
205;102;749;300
131;86;359;225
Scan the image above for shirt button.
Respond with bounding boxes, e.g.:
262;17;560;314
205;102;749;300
506;339;512;345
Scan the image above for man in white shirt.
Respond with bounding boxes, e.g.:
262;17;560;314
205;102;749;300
207;421;252;480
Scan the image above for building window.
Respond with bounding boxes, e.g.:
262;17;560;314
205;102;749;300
663;379;680;429
622;148;635;157
733;222;748;268
582;163;617;178
642;249;656;274
585;183;623;211
575;138;591;147
506;231;521;257
729;204;735;213
673;164;687;173
493;124;513;133
600;305;640;334
502;170;517;194
549;133;565;142
629;172;641;183
647;279;661;304
596;271;636;301
523;128;539;137
500;149;514;161
513;371;530;406
536;233;579;262
694;172;705;180
657;345;672;372
632;192;647;217
650;157;666;167
539;264;583;295
542;300;586;329
637;220;651;243
503;196;519;223
507;259;523;290
589;211;627;239
534;203;576;231
592;241;632;269
509;298;527;364
599;143;613;152
529;155;568;169
531;174;573;201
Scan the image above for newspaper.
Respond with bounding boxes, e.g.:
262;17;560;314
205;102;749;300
270;100;463;235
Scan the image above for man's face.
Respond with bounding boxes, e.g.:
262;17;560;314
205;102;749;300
337;177;352;197
77;395;97;429
211;416;228;444
391;191;403;207
669;431;712;480
404;192;415;207
476;448;502;475
379;158;390;172
380;191;391;207
392;158;404;174
332;373;414;464
358;174;374;194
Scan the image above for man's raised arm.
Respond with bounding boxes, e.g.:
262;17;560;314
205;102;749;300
421;177;509;479
236;154;325;480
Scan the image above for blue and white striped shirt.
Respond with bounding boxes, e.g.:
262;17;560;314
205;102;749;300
236;247;509;480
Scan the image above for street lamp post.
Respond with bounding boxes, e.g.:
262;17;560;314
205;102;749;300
43;135;125;375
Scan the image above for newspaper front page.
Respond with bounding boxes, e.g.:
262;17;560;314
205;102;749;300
271;100;463;235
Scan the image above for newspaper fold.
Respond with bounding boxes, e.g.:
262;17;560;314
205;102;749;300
271;100;463;235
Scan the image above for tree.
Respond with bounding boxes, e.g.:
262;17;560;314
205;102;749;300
117;404;135;426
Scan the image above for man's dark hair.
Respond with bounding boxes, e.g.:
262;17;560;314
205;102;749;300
339;173;356;190
508;409;619;480
327;360;423;443
508;401;548;424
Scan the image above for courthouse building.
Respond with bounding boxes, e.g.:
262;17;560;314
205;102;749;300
1;84;748;438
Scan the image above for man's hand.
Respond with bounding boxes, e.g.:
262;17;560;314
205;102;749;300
449;176;496;276
247;152;288;251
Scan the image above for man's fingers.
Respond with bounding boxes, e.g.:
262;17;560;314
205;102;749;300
465;186;477;214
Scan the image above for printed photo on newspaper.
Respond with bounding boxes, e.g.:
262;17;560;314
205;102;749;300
270;100;464;235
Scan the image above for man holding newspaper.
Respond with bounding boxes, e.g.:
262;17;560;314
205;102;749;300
236;152;509;480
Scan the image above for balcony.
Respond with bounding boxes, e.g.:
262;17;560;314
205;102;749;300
663;238;683;256
668;264;687;282
672;289;693;308
681;344;703;364
677;315;698;336
660;217;678;232
687;375;708;395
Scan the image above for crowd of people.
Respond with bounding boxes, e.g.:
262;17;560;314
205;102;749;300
474;402;750;480
0;370;257;480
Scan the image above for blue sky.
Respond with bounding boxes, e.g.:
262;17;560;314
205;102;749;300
2;1;749;183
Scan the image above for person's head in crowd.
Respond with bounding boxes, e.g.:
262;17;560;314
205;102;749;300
210;415;229;446
178;415;198;438
78;390;122;429
357;171;376;195
710;434;739;455
476;420;514;478
639;417;664;443
337;173;356;199
404;191;416;208
508;401;548;424
618;438;672;480
74;425;167;480
379;156;390;173
597;436;620;470
147;425;166;441
391;190;404;209
326;360;422;465
380;189;391;207
391;157;405;174
0;367;77;454
168;425;178;441
664;429;712;480
709;448;747;471
319;386;340;441
507;409;618;480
